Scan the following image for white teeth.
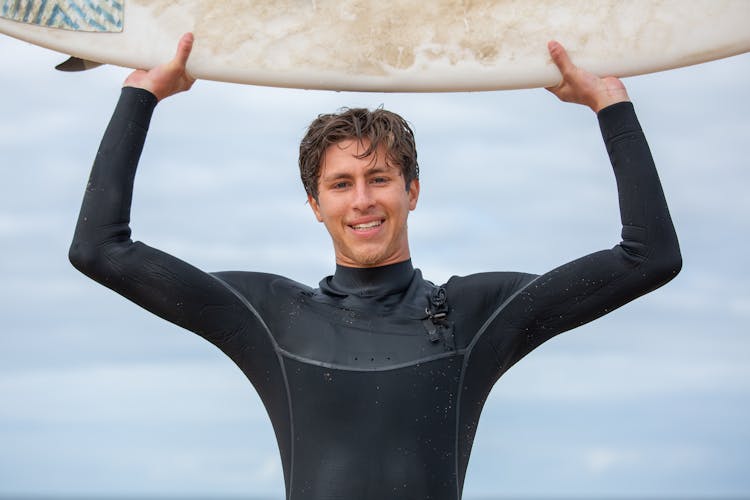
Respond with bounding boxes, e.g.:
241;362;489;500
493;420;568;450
352;220;382;230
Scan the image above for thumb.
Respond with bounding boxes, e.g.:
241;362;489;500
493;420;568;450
173;32;194;68
548;40;575;77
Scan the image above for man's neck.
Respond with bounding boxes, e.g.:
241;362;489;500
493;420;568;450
326;259;415;298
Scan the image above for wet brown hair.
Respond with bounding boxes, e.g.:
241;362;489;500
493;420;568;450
299;107;418;200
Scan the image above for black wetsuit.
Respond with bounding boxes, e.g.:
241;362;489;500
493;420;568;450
69;88;681;500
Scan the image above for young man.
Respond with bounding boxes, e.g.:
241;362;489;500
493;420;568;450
69;33;681;500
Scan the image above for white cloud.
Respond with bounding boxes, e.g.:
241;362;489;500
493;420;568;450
583;446;640;473
729;296;750;317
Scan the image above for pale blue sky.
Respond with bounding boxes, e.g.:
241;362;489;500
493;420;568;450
1;34;749;498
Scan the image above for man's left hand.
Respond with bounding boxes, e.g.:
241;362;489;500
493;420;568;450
545;40;630;113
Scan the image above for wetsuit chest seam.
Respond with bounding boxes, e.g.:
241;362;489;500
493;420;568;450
277;347;465;372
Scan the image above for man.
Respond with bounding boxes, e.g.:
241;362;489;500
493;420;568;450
69;33;681;500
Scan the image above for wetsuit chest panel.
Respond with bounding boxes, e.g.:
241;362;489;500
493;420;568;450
285;354;463;499
274;296;455;369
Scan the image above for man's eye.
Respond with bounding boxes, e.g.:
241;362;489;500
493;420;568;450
372;177;389;184
333;181;350;189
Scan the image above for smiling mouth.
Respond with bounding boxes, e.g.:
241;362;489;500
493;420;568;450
350;220;384;231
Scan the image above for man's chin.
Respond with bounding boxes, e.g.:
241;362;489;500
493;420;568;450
340;248;391;268
349;254;387;267
336;238;409;267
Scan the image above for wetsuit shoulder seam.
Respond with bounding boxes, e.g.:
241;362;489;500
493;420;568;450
208;273;297;493
452;274;539;496
209;273;279;349
464;275;541;354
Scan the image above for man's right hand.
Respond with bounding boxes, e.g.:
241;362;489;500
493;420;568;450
123;32;196;101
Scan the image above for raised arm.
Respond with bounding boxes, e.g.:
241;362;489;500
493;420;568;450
68;34;246;349
483;42;682;371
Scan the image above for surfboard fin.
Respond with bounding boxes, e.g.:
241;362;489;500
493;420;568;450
55;57;104;72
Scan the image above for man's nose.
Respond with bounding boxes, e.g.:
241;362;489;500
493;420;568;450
351;183;375;210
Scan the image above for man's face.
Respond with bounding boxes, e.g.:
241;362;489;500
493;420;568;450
308;139;419;268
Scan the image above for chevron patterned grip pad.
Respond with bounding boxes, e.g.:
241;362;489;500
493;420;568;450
1;0;122;32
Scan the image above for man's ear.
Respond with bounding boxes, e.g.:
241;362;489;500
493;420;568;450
308;194;324;222
408;178;420;211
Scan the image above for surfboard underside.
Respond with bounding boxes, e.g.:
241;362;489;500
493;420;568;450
1;0;749;92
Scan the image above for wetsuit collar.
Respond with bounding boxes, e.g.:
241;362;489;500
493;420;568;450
324;259;415;298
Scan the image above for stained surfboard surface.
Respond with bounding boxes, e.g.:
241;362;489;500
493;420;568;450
1;0;749;92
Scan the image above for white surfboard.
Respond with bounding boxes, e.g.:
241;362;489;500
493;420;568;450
1;0;749;92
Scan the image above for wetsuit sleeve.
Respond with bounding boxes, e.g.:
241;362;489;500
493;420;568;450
68;87;247;349
492;102;682;370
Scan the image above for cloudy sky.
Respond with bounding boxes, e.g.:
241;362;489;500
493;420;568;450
1;32;749;499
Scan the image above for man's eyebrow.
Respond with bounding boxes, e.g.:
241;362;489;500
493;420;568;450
320;171;354;182
365;163;400;175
